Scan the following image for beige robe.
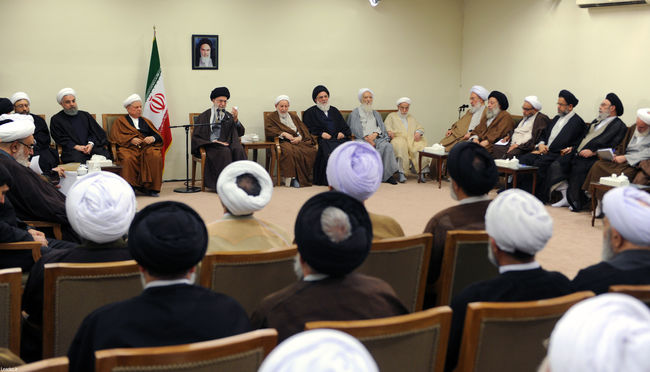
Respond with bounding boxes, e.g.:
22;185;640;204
369;212;405;240
384;112;430;173
206;215;292;252
439;109;487;152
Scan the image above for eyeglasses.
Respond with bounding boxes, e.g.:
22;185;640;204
14;103;29;109
18;141;34;150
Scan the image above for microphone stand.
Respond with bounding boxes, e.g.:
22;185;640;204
458;105;468;119
169;123;212;193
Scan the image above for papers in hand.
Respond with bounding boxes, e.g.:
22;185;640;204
597;148;615;161
495;137;510;146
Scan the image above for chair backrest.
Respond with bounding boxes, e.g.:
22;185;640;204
95;329;278;372
199;248;298;316
189;113;202;135
0;268;22;355
101;114;123;160
436;230;497;306
0;241;42;263
16;356;69;372
36;114;46;121
455;291;595;372
42;260;142;358
356;233;432;312
340;110;352;122
609;284;650;306
306;306;452;372
511;114;523;127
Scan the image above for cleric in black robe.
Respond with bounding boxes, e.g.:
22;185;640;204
50;88;111;163
445;189;572;372
67;201;250;372
191;86;246;190
302;85;351;185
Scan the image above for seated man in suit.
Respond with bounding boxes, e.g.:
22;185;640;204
445;189;572;372
327;141;405;240
250;191;408;342
492;95;550;159
50;88;111;163
571;186;650;294
191;86;246;190
68;201;251;372
207;160;291;252
469;90;514;155
423;142;497;308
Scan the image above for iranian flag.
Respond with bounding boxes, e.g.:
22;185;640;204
143;33;172;168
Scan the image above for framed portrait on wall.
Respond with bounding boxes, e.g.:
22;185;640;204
192;34;218;70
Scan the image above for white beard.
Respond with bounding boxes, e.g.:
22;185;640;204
15;149;30;167
317;102;330;113
361;103;373;114
597;111;610;121
398;112;408;119
199;56;213;67
486;107;500;119
64;107;78;116
279;112;289;120
634;127;649;138
469;103;482;114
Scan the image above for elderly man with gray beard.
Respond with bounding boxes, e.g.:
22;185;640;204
440;85;489;152
469;90;514;155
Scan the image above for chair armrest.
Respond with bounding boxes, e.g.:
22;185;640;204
24;221;62;240
0;241;43;261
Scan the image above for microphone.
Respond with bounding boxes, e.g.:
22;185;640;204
458;104;469;110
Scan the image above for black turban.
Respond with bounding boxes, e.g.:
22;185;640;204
558;90;578;107
606;92;624;116
128;201;208;276
295;191;372;277
312;85;329;102
0;98;12;115
447;142;498;196
210;87;230;101
488;91;509;111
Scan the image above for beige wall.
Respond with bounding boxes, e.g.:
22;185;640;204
0;0;463;180
460;0;650;125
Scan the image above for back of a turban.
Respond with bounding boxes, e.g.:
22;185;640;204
128;201;208;276
603;186;650;246
447;142;497;196
549;293;650;372
295;191;372;276
217;160;273;216
326;141;383;201
66;172;136;243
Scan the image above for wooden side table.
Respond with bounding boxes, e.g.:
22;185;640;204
497;165;539;195
418;151;448;189
588;182;650;226
243;142;279;186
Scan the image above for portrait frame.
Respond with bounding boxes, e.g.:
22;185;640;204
192;34;219;70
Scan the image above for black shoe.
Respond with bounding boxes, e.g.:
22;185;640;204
385;177;397;185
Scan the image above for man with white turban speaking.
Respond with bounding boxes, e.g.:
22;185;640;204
109;94;164;196
445;189;572;372
20;171;135;362
207;160;291;252
571;186;650;294
440;85;489;152
50;88;111;163
250;191;407;342
258;329;379;372
264;95;317;187
492;96;550;159
544;293;650;372
347;88;400;184
384;97;430;181
327;141;405;240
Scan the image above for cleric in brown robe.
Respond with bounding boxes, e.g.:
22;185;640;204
110;94;163;196
191;86;246;190
492;95;550;159
264;95;317;187
439;85;488;152
470;90;514;154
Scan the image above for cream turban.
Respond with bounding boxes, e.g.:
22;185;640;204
56;88;76;104
637;108;650;125
603;186;650;246
471;85;489;101
258;329;378;372
123;94;142;108
10;92;30;105
548;293;650;372
396;97;411;106
358;88;374;102
216;160;273;216
0;114;35;142
65;171;136;243
485;189;553;255
326;141;383;202
524;95;542;111
275;95;290;106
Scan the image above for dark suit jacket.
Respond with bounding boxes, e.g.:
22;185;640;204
544;112;586;153
571;250;650;294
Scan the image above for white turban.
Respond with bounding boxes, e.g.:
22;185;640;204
471;85;489;101
275;95;290;106
216;160;273;216
326;141;383;202
56;88;76;104
548;293;650;372
123;94;142;108
637;108;650;125
603;186;650;246
0;114;35;142
396;97;411;106
485;189;553;255
10;92;30;105
258;329;379;372
65;171;136;244
524;95;542;111
358;88;374;102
